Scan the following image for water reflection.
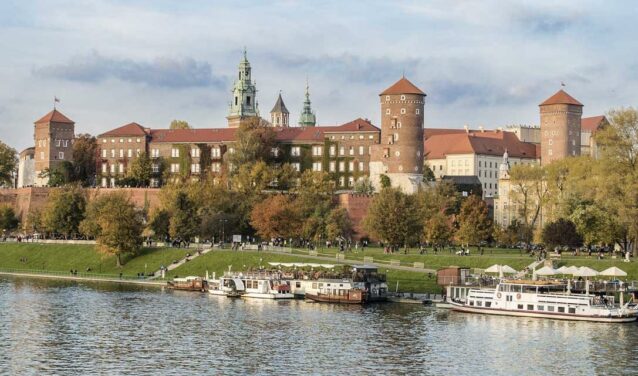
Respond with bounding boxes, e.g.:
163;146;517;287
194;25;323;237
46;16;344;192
1;276;637;375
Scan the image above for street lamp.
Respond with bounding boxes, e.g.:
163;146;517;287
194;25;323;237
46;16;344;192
219;219;228;246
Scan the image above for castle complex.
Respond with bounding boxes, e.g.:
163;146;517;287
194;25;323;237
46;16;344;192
16;50;608;226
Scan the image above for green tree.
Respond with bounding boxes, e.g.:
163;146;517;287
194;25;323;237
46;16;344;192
380;174;391;188
363;187;422;249
423;211;454;249
456;195;492;251
168;191;200;242
169;120;191;130
42;186;87;238
0;141;17;186
541;218;583;250
353;177;375;194
127;152;153;187
226;120;276;169
0;205;19;232
71;134;97;186
325;207;353;241
80;191;143;267
40;161;74;187
148;209;171;240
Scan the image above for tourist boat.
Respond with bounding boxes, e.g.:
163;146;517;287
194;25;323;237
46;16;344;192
299;265;388;304
208;271;294;300
167;276;208;292
449;279;638;323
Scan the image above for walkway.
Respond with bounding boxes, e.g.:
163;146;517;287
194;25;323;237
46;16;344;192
0;270;165;287
149;246;213;279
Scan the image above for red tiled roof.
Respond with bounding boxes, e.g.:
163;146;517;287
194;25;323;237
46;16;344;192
379;77;425;96
149;128;237;143
98;122;148;138
424;128;472;140
581;115;606;132
34;109;74;124
425;131;537;159
539;89;583;106
274;118;380;142
322;118;379;133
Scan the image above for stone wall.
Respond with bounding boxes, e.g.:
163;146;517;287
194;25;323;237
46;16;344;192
337;193;373;240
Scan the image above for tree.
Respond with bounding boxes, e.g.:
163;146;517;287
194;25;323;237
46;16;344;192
168;191;200;242
148;209;171;240
423;164;436;182
170;120;191;130
80;192;143;267
0;141;17;186
0;205;19;232
24;209;43;234
226;120;276;169
423;211;454;249
250;194;301;240
419;181;459;249
127;152;153;187
353;177;375;194
325;207;353;241
40;161;74;187
380;174;391;188
456;195;492;251
42;186;87;238
363;187;422;249
71;134;97;186
541;218;583;250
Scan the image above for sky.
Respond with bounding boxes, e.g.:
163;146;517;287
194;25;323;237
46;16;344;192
1;0;637;151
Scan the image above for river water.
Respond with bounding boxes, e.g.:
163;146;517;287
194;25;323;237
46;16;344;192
0;277;636;375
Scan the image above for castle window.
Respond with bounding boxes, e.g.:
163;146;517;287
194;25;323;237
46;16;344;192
548;149;553;156
102;139;107;143
291;146;301;157
110;164;116;174
212;148;221;158
359;146;364;155
359;162;364;171
128;138;132;143
385;96;390;101
120;138;124;143
359;135;364;140
291;163;301;172
312;162;322;172
111;138;115;143
111;149;115;158
329;161;336;172
63;140;69;147
137;138;141;143
229;147;235;154
395;151;400;157
349;161;354;171
102;163;107;173
191;148;200;158
394;133;399;142
119;163;124;174
271;148;279;157
339;177;345;187
349;146;354;156
548;139;553;146
102;149;107;158
329;146;336;156
151;149;159;158
128;149;132;158
339;146;345;156
247;96;251;105
397;122;402;128
119;149;124;158
400;95;405;100
152;164;159;173
191;164;200;173
416;109;420;115
170;163;180;173
401;108;406;114
341;135;345;140
171;148;180;158
339;161;345;172
312;146;323;156
56;140;61;147
136;149;141;156
235;96;238;106
385;109;391;115
350;135;354;140
211;163;221;172
348;176;354;187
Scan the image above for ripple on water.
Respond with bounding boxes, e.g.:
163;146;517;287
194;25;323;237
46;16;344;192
1;277;637;376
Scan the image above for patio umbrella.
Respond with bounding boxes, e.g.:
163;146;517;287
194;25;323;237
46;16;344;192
500;265;518;274
563;266;580;275
535;266;556;276
484;264;502;273
573;267;598;295
599;266;627;277
554;266;569;274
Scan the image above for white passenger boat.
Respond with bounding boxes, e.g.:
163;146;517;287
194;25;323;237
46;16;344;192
208;271;294;300
449;280;638;323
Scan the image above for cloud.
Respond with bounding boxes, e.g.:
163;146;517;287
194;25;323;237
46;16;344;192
508;4;584;35
33;51;227;89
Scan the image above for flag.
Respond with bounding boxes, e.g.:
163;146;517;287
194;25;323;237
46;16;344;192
54;97;60;103
560;81;566;87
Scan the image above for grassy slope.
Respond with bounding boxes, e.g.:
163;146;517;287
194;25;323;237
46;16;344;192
0;243;190;276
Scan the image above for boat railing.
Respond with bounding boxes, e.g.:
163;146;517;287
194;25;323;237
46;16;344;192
222;271;282;280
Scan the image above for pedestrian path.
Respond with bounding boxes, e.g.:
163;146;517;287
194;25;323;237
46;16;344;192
148;246;213;279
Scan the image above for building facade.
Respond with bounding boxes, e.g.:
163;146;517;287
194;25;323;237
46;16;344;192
539;89;583;165
33;109;75;186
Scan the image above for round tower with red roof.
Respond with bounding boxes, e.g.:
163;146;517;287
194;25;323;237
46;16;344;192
539;89;583;165
369;77;426;193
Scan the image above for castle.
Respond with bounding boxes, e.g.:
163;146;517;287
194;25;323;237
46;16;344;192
17;50;607;203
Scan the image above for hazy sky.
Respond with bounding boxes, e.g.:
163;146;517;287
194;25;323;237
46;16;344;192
1;0;637;151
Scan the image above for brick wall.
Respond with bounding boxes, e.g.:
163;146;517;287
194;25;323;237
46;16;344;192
337;193;373;240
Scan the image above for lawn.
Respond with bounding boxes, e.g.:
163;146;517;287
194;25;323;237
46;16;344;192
164;249;437;293
0;243;191;277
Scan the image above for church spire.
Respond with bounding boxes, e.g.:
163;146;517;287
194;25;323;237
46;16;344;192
298;80;316;127
227;48;259;127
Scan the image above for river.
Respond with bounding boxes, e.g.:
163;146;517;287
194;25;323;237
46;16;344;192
0;276;636;375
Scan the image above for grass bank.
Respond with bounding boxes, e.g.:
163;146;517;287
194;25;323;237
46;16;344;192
0;243;190;277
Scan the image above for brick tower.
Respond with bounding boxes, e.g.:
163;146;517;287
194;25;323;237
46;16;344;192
33;108;75;186
539;89;583;165
370;77;426;193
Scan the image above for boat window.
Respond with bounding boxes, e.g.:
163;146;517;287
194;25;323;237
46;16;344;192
339;284;343;287
318;283;323;288
568;307;576;314
527;304;534;310
312;283;317;289
547;306;554;312
296;282;301;288
523;286;537;293
485;302;491;308
538;305;544;311
327;283;331;287
476;301;482;307
517;304;524;310
558;307;565;313
469;301;474;306
506;295;513;302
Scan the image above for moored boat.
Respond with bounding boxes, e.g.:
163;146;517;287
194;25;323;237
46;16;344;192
450;279;638;323
208;271;294;300
167;276;207;292
300;265;388;304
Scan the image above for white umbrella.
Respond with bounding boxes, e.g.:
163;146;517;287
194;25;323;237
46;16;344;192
599;266;627;277
555;266;569;274
484;264;502;273
500;265;518;274
563;266;580;275
535;266;556;276
573;267;598;277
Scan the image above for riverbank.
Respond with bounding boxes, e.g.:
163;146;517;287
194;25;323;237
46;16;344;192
0;269;165;287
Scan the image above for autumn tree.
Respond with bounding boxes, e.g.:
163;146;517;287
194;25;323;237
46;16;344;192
167;191;200;242
325;207;353;241
250;194;301;240
363;187;422;249
80;191;143;267
419;181;458;249
42;186;87;238
148;209;171;240
71;134;97;186
353;177;375;194
126;152;153;187
226;120;276;169
456;195;492;251
0;141;17;187
169;120;191;130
